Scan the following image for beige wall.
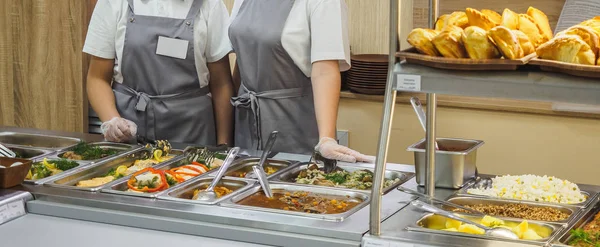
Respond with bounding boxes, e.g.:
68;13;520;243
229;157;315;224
338;99;600;186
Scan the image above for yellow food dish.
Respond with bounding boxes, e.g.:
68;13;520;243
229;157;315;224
420;215;551;240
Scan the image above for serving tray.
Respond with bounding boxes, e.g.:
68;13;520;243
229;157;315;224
529;58;600;79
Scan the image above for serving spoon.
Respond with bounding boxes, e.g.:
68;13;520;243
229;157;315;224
410;97;440;150
194;147;240;201
245;131;278;179
411;200;519;240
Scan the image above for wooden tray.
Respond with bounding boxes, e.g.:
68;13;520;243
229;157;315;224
529;58;600;79
396;47;535;71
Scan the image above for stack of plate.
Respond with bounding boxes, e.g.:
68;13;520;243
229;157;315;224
346;54;388;95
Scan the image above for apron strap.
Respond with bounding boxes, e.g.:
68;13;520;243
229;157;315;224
113;82;210;112
186;0;205;20
230;83;312;149
126;0;135;14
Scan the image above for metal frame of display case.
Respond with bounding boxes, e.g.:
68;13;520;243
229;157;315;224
369;0;600;236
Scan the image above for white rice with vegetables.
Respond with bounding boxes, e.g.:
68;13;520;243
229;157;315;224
467;174;587;204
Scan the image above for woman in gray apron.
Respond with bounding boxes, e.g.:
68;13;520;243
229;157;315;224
229;0;372;162
84;0;234;145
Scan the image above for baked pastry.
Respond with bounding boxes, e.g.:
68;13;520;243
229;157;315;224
466;8;497;31
536;35;596;65
432;28;468;58
579;17;600;36
501;8;519;30
556;25;599;57
462;26;501;59
435;14;450;32
518;14;544;46
407;28;441;56
488;26;524;59
481;9;502;26
512;30;535;55
435;12;469;31
527;7;553;41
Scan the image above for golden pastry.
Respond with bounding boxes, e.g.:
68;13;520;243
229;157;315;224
501;8;519;30
536;35;596;65
527;7;553;41
407;28;441;56
579;17;600;36
481;9;502;26
488;26;524;59
448;11;470;29
432;28;468;58
466;8;497;31
512;30;535;55
518;14;544;46
462;26;501;59
556;25;599;56
435;14;450;32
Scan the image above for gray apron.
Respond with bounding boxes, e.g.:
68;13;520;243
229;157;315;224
113;0;216;145
229;0;319;154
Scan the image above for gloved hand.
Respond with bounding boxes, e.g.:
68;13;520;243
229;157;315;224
100;117;137;143
315;137;374;163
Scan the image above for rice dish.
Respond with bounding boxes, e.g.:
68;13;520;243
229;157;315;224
467;174;586;204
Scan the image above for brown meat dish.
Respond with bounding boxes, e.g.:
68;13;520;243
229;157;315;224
453;203;570;222
238;190;362;214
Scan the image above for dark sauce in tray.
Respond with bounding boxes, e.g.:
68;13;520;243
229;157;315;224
237;189;362;214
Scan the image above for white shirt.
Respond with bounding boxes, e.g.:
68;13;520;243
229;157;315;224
83;0;231;88
230;0;351;77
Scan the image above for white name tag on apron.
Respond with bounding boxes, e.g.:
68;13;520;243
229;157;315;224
156;36;188;59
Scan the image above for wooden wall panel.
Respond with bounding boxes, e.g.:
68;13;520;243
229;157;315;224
0;0;87;132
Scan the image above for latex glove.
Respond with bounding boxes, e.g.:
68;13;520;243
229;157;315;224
100;117;137;142
315;137;374;163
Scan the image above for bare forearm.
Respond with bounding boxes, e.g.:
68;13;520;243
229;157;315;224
87;57;120;122
209;57;235;145
311;61;341;140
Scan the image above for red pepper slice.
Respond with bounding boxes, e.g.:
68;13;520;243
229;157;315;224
165;170;184;183
191;162;210;172
127;168;168;193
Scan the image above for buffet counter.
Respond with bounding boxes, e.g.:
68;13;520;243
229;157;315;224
2;127;600;247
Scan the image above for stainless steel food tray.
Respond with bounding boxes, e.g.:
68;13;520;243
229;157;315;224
219;158;295;179
23;157;92;185
407;213;564;245
44;148;172;192
99;154;212;198
54;142;138;163
221;183;370;222
0;132;81;150
5;146;53;160
444;196;580;224
272;162;414;194
556;194;600;246
457;177;595;208
158;177;254;205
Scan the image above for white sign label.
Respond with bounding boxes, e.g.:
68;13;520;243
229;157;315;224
0;200;26;225
156;36;189;59
363;239;391;247
396;74;422;92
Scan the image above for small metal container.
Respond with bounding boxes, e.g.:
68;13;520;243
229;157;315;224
6;146;52;160
0;132;81;150
55;142;138;163
222;183;370;222
409;213;561;245
273;162;414;194
158;177;254;205
444;196;579;224
220;158;294;179
407;138;484;189
457;178;594;208
23;158;91;185
557;195;600;245
45;148;170;192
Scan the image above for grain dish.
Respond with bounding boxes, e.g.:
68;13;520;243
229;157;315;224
467;175;587;204
452;203;570;222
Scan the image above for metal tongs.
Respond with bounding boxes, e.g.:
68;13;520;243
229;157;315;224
397;186;484;216
311;150;337;174
409;97;440;150
137;135;171;155
184;147;219;166
0;143;16;158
